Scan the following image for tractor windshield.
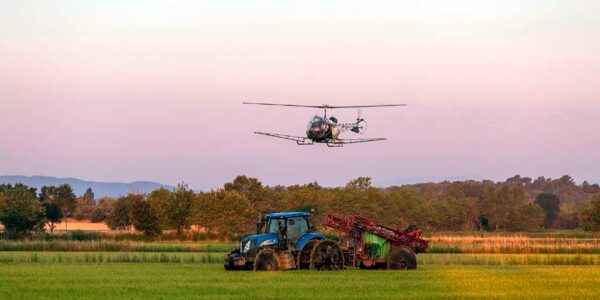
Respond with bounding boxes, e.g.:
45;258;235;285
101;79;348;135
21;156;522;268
287;217;309;242
267;219;285;234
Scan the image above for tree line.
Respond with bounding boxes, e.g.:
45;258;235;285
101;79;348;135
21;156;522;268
1;175;599;238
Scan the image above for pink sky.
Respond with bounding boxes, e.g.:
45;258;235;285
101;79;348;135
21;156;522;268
1;1;599;189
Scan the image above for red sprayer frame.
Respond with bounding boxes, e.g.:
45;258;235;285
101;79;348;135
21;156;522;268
324;214;429;254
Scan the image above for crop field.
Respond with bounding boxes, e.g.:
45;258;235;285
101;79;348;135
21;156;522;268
0;263;598;299
1;232;598;254
0;232;599;299
427;234;600;254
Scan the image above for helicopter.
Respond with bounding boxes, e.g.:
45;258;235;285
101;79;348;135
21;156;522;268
244;102;406;147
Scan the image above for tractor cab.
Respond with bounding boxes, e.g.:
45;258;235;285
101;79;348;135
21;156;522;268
257;212;311;249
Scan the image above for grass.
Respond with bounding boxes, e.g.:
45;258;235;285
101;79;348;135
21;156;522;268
0;251;226;264
424;229;600;239
428;234;600;254
419;253;600;265
0;263;598;299
3;234;600;254
0;240;236;252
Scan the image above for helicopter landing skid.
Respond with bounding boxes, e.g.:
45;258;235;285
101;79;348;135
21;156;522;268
296;139;314;145
326;140;345;147
254;132;386;147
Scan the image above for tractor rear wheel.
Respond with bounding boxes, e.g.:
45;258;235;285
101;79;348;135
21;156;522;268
254;249;279;271
309;239;344;271
298;239;319;269
387;246;417;270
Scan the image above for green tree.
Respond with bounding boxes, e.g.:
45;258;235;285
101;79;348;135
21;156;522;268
192;192;217;236
513;203;545;231
39;186;62;232
39;185;76;230
148;184;193;237
147;188;170;228
193;190;253;237
224;176;268;212
535;193;561;228
91;197;114;223
428;194;478;231
128;195;161;236
345;177;373;191
479;185;543;231
581;195;600;232
170;184;194;237
75;187;96;220
106;196;132;230
0;184;46;235
83;188;95;202
56;184;77;230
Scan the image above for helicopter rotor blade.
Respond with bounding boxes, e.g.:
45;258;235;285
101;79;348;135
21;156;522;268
244;102;407;109
243;102;323;108
327;104;407;109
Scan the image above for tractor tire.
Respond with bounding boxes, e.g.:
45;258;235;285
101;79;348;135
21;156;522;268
309;239;345;271
254;249;279;271
298;239;320;269
387;246;417;270
224;249;240;271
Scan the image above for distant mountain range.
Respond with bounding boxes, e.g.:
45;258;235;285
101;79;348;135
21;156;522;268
0;175;175;198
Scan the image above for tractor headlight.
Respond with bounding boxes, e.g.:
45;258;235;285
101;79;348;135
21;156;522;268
243;240;252;253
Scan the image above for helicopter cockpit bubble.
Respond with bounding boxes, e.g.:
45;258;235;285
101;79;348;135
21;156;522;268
307;116;324;130
306;115;330;140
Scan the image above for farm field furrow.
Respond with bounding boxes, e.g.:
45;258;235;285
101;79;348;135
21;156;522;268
0;264;598;299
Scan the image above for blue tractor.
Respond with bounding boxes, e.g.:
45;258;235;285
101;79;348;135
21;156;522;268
224;212;344;271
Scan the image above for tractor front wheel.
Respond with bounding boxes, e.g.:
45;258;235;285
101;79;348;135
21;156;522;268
387;246;417;270
309;239;345;271
224;249;240;271
254;249;279;271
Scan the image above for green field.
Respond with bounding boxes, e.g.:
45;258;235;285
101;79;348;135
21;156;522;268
0;263;598;299
1;233;598;299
